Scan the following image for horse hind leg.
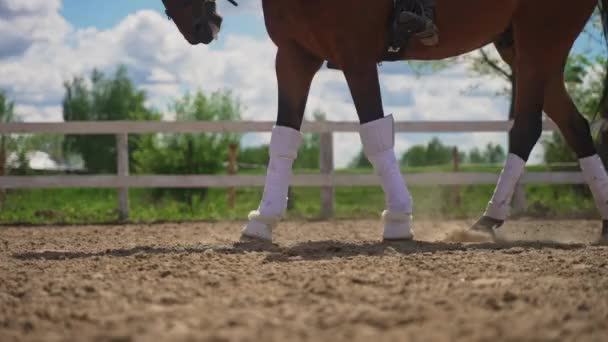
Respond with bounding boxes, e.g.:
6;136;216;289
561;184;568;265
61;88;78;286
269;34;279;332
472;32;550;238
473;0;605;240
543;76;608;242
342;62;413;240
241;43;323;242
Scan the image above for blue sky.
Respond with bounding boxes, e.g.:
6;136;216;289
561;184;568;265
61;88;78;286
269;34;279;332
60;0;267;39
60;0;166;29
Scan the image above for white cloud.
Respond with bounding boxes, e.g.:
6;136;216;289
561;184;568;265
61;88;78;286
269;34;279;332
0;0;69;49
14;104;62;122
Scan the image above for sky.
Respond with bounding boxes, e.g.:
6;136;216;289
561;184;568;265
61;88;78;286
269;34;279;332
0;0;602;167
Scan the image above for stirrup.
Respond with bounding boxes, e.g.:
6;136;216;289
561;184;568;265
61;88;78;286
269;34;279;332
398;11;439;46
415;20;439;46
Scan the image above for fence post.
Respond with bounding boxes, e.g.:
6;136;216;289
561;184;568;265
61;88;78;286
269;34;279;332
319;130;334;218
228;143;238;209
117;133;129;221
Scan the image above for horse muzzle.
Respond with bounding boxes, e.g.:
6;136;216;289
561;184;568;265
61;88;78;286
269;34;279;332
191;16;221;45
192;22;213;45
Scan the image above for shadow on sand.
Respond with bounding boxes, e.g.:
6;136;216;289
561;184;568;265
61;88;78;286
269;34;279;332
13;238;599;263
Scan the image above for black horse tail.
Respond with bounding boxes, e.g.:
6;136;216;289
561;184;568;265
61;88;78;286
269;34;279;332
597;0;608;118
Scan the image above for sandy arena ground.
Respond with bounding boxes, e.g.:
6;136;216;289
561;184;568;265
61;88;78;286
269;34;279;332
1;219;608;342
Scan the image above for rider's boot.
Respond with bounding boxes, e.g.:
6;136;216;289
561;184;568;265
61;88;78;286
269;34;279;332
397;0;439;46
360;115;414;241
241;126;302;242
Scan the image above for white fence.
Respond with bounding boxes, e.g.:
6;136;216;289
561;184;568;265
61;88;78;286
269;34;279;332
0;120;583;220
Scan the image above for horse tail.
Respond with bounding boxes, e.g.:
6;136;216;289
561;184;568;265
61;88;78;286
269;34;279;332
597;0;608;117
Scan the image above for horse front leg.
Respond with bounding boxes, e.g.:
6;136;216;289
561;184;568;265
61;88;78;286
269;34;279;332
342;62;414;241
240;43;323;242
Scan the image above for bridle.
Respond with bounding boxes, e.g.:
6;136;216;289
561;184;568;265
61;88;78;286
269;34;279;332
163;0;239;21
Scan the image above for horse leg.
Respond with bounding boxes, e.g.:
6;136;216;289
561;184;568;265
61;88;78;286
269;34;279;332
543;76;608;242
473;0;602;239
241;44;323;241
472;47;547;237
343;63;413;240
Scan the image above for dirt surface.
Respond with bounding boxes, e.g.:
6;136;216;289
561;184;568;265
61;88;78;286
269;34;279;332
1;219;608;342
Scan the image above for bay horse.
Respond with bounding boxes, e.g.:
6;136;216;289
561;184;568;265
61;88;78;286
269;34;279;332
162;0;608;243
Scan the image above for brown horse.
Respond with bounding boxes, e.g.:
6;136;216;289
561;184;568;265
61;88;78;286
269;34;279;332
162;0;608;242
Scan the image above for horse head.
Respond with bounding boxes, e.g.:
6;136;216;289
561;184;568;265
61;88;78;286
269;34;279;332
162;0;229;45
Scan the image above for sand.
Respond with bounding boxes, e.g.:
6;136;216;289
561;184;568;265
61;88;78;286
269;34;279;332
1;219;607;342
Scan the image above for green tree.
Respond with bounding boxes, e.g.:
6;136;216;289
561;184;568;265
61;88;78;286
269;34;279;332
0;91;21;208
542;54;606;164
426;138;452;165
484;143;506;164
401;145;428;167
62;66;160;173
348;150;372;169
293;110;327;169
468;147;485;164
294;133;320;169
133;90;241;203
238;145;269;170
402;138;454;167
0;90;17;177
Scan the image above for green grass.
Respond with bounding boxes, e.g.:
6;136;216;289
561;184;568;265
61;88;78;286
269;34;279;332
0;183;597;225
0;164;594;224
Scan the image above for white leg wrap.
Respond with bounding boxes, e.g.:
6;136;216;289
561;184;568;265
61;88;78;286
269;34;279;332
580;155;608;219
241;126;302;241
485;153;526;220
360;115;413;240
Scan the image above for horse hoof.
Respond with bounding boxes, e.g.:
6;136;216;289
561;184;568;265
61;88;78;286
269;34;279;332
470;216;504;239
240;211;279;242
240;223;272;242
602;220;608;242
382;210;414;241
239;233;271;243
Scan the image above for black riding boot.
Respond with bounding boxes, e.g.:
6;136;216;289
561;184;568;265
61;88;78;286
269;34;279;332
396;0;438;46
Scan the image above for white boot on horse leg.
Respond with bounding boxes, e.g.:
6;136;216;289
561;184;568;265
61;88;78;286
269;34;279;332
472;153;526;237
241;126;302;242
360;115;414;241
579;155;608;242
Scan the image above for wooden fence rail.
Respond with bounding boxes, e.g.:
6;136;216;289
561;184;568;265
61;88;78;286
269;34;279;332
0;120;571;220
